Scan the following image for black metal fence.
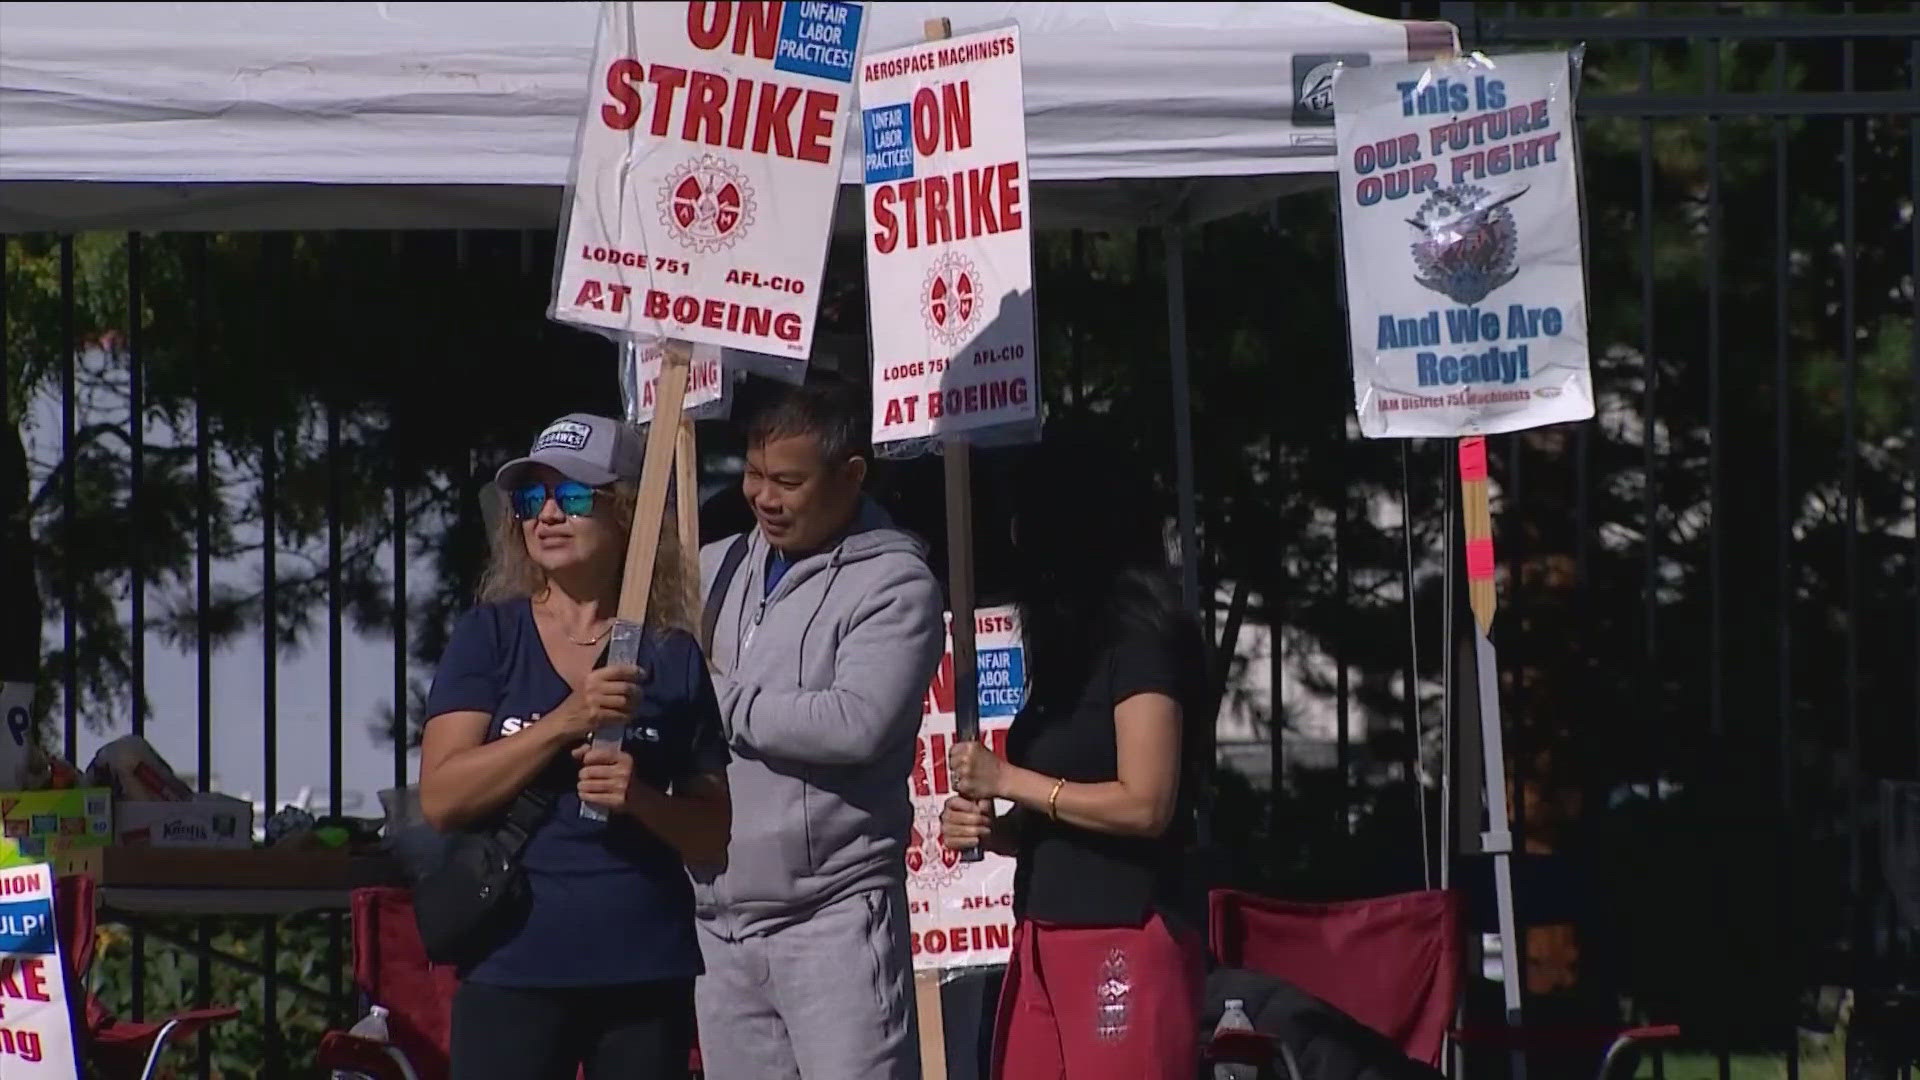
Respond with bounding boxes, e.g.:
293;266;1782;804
3;2;1918;1077
1421;2;1920;1075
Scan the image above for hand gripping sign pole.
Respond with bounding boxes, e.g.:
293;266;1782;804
578;343;693;823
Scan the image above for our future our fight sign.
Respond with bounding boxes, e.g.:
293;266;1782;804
859;24;1038;447
1334;51;1594;438
552;1;865;358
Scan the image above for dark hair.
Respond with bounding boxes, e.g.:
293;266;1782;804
747;372;869;464
1008;421;1203;718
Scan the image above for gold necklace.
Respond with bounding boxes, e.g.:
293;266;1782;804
539;595;613;646
566;622;613;647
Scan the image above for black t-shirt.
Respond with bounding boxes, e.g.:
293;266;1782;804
1005;614;1200;927
423;600;729;986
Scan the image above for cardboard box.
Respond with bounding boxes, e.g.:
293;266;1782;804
115;793;252;849
0;787;113;869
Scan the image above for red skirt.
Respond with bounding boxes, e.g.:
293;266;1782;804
990;913;1205;1080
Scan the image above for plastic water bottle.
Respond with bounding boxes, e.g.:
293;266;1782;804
580;620;643;821
1211;998;1261;1080
328;1005;390;1079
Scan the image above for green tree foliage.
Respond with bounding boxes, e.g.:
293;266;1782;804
4;232;621;735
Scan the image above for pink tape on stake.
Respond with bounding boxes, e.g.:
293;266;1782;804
1465;538;1497;580
1458;436;1488;481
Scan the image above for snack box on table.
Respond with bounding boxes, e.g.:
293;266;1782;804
116;793;253;849
0;787;113;872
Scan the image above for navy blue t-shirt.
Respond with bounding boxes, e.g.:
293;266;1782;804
764;549;793;598
423;600;728;987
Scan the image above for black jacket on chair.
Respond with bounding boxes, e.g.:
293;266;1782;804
1202;968;1446;1080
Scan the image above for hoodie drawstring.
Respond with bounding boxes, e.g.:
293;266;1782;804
794;555;842;683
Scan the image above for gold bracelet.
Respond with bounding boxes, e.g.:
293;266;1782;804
1046;777;1065;821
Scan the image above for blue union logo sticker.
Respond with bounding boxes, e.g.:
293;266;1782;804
776;1;862;83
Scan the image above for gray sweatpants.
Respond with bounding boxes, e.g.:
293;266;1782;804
695;883;921;1080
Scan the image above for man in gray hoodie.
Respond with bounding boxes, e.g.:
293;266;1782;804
694;377;944;1080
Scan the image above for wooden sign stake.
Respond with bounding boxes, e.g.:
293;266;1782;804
618;340;692;622
1456;435;1527;1080
916;23;964;1080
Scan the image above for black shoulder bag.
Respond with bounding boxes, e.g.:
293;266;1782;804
404;605;562;964
410;784;555;965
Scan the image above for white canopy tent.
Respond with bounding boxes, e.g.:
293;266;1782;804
0;1;1454;232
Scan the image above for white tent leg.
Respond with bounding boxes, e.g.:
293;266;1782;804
1164;225;1201;612
1473;628;1527;1080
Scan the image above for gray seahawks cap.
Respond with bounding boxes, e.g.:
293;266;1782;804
493;413;643;489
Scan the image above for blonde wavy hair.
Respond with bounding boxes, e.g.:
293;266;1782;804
478;479;695;635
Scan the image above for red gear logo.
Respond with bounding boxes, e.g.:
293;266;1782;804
658;155;757;252
921;252;983;347
906;803;963;889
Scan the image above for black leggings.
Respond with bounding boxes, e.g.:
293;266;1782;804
449;978;695;1080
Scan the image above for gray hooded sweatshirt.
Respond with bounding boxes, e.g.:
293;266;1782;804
694;500;945;938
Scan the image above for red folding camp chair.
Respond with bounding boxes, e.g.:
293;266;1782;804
313;887;706;1080
1205;888;1679;1080
54;874;242;1080
314;886;458;1080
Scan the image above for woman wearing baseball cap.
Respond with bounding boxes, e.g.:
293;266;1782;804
418;412;729;1079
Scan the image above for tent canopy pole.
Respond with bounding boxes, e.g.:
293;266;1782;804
1165;224;1201;613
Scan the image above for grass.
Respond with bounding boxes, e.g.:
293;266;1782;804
1628;1032;1852;1080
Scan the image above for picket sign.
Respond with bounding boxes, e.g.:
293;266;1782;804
551;1;864;358
1333;51;1591;438
0;863;81;1077
860;18;1038;446
907;607;1023;975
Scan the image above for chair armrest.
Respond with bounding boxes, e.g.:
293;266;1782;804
317;1032;417;1080
1204;1029;1276;1062
1453;1022;1682;1080
94;1007;242;1046
1453;1023;1678;1051
1598;1024;1682;1080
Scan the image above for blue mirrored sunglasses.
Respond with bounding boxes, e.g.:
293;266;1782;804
510;480;600;520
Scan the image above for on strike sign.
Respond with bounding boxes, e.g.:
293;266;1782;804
860;25;1038;446
0;864;79;1076
1334;51;1593;438
907;607;1024;972
552;1;866;358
